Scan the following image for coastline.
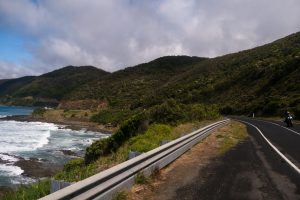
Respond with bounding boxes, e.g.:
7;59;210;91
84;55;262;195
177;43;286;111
0;114;114;191
0;115;115;134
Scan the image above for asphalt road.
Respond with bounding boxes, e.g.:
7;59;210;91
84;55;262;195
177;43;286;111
237;117;300;168
175;118;300;200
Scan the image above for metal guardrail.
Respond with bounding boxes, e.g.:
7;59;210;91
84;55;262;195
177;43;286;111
40;119;229;200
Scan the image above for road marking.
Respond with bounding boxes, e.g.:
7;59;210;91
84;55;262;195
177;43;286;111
238;120;300;175
252;118;300;136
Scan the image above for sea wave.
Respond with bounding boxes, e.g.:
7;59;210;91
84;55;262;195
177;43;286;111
0;121;58;152
0;115;7;118
10;176;35;185
0;164;23;176
0;119;109;186
0;153;19;162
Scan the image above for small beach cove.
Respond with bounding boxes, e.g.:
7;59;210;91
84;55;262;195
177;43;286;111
0;105;110;189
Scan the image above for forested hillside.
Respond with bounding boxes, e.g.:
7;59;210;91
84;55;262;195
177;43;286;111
0;66;109;106
0;32;299;117
138;32;300;117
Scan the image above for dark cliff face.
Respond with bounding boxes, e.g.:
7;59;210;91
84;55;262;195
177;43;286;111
1;32;299;115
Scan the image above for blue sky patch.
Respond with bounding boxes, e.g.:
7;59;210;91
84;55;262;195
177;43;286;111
0;30;32;63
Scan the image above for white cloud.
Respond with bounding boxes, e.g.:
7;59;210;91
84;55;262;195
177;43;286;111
0;0;299;78
0;60;37;79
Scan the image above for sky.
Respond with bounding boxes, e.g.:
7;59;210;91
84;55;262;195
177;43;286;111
0;0;300;79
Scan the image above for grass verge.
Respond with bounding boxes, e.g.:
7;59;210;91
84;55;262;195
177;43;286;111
2;179;50;200
216;121;247;154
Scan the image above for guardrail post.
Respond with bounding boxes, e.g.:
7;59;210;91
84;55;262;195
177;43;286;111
160;140;171;146
50;179;73;193
128;151;143;159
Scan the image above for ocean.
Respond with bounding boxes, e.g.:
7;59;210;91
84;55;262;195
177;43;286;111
0;105;108;186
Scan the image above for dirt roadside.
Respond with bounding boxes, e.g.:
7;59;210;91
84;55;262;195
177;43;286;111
125;121;299;200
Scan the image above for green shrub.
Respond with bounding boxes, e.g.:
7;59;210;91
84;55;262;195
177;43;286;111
185;104;219;121
263;100;280;116
203;104;220;119
134;172;149;184
32;108;47;116
150;99;185;124
291;105;300;119
2;179;50;200
62;158;84;172
190;104;207;120
128;124;172;152
85;112;148;164
220;105;234;115
90;109;133;126
54;163;97;182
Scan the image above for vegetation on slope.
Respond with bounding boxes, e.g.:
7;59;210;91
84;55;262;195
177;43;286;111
65;32;300;119
2;32;299;116
0;66;109;106
134;32;300;117
68;56;207;108
86;101;219;164
1;179;50;200
0;76;35;96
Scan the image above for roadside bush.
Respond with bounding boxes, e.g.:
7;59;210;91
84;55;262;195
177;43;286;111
2;179;50;200
128;124;172;152
263;100;280;116
189;104;207;120
185;104;219;121
62;158;84;172
204;104;220;119
32;108;47;116
90;109;133;126
85;112;148;164
219;105;234;115
55;160;97;182
150;99;185;124
291;105;300;119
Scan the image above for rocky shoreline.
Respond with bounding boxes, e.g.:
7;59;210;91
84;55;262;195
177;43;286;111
16;157;61;178
0;114;113;189
0;153;62;198
0;152;64;179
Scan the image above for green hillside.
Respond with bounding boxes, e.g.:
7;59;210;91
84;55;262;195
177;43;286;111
77;32;300;117
0;66;109;105
0;76;35;96
148;32;300;116
0;32;299;117
68;56;207;108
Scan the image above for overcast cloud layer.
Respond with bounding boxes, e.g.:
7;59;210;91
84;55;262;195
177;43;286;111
0;0;300;78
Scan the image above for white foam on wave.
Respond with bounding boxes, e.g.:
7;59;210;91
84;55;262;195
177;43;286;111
0;153;19;162
10;176;35;185
0;164;23;176
0;120;58;152
0;115;7;118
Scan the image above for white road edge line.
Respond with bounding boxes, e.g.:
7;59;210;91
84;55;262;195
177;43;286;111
252;118;300;136
238;120;300;175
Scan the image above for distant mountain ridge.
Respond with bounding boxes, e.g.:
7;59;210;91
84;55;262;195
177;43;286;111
0;66;109;105
0;32;299;116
